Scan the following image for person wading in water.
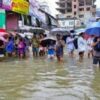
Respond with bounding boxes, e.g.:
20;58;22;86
56;34;65;62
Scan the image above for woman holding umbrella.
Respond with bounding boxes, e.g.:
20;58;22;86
85;21;100;67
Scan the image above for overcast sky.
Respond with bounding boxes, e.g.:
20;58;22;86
39;0;100;17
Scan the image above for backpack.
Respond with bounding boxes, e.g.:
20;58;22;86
73;38;78;49
94;37;100;51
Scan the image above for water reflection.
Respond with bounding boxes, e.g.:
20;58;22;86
0;57;100;100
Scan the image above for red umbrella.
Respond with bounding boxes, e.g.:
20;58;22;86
0;29;9;36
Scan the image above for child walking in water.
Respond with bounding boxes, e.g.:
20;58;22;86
47;41;55;59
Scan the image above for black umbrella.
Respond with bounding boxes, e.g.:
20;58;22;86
40;37;56;47
50;28;70;36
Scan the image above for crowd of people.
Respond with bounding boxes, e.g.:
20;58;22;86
66;32;100;67
0;31;100;67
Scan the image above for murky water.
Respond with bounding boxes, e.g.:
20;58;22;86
0;56;100;100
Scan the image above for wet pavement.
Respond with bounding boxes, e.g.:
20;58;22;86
0;55;100;100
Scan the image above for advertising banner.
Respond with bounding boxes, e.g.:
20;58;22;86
2;0;12;10
29;0;46;24
0;9;6;29
12;0;29;14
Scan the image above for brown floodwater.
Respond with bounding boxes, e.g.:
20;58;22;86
0;55;100;100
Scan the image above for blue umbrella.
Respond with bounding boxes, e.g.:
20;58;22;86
85;22;100;36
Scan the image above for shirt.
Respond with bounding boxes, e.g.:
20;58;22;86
87;38;93;50
66;37;74;50
78;37;86;52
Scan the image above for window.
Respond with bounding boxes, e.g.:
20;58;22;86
67;9;72;12
87;7;90;11
74;0;76;2
23;15;32;26
67;16;71;18
79;0;84;6
79;8;84;11
79;15;84;18
74;12;76;15
74;5;76;8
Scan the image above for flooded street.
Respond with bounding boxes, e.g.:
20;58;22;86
0;56;100;100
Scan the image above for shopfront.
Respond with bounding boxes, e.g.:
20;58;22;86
5;0;29;30
6;11;19;30
12;0;30;29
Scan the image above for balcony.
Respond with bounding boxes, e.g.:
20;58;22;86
56;1;66;5
56;8;66;14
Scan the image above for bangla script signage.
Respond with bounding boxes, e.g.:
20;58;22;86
12;0;29;14
2;0;12;10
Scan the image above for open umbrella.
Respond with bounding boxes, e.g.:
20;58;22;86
0;32;9;37
8;31;17;37
0;36;8;42
40;37;56;47
0;29;9;37
18;33;26;38
50;28;70;36
85;22;100;36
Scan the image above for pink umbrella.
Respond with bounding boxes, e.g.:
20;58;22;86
9;31;17;36
0;36;8;42
0;29;9;36
0;32;9;36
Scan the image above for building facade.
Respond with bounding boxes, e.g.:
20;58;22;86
56;0;96;28
39;1;51;14
0;0;58;31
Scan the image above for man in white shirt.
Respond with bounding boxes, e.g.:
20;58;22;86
78;32;86;62
66;35;75;58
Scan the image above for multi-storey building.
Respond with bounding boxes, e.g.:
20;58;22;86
39;1;51;14
56;0;96;28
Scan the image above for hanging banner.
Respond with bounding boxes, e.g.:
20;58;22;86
2;0;12;10
12;0;29;14
29;0;39;8
29;1;46;24
0;9;6;29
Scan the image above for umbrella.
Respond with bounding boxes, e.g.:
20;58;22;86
18;33;26;38
0;36;8;42
50;28;70;36
40;37;56;47
75;28;85;35
30;27;45;34
9;31;17;36
85;22;100;36
0;32;9;37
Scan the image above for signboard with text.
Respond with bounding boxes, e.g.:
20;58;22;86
2;0;12;10
0;9;6;29
12;0;29;14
